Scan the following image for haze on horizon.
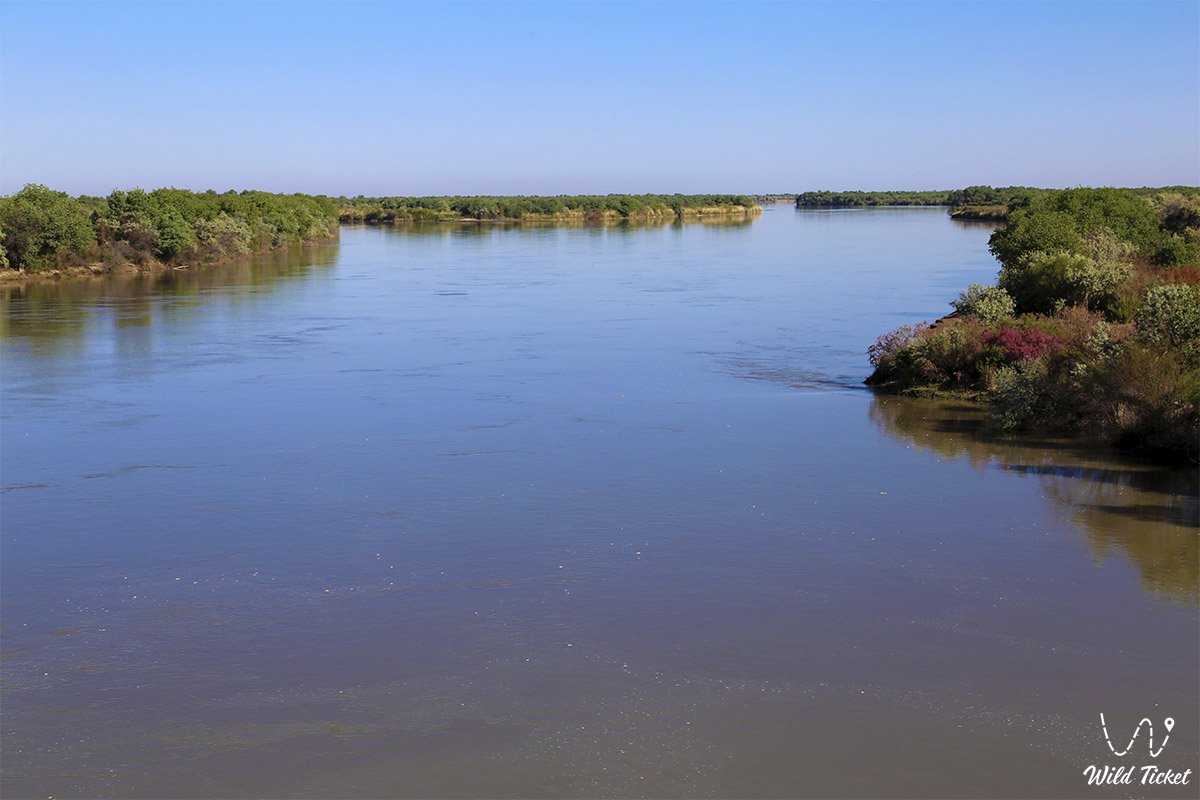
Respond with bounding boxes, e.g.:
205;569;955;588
1;0;1197;197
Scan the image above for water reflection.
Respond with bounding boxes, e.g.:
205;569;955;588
0;243;339;357
870;395;1199;603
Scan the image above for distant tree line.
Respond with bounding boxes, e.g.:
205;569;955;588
0;184;339;272
339;194;759;223
795;189;958;207
796;185;1200;220
794;186;1051;209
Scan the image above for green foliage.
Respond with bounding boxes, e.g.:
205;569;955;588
866;300;1197;462
950;284;1015;322
0;185;339;271
795;186;1044;210
1082;320;1126;363
987;359;1051;431
867;318;995;391
0;184;96;271
1136;284;1200;363
194;213;252;258
998;237;1133;317
1067;258;1130;313
866;187;1200;462
153;203;197;259
998;250;1086;314
1087;343;1200;462
989;187;1194;271
795;189;956;208
1154;193;1200;235
341;194;758;223
990;211;1084;269
1154;194;1200;266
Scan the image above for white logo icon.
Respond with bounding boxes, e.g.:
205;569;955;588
1100;713;1174;758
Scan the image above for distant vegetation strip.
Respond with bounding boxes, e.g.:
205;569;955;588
796;186;1050;217
865;186;1200;464
796;189;966;207
339;194;760;223
796;185;1200;222
0;184;340;275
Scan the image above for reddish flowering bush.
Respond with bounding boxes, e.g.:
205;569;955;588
983;325;1060;361
866;319;991;389
868;323;929;368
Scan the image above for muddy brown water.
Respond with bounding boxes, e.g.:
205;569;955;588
2;207;1196;798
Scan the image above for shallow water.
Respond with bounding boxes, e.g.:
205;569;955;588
2;207;1196;798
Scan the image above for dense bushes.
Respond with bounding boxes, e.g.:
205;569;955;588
868;187;1200;464
795;186;1043;209
340;194;759;223
990;187;1196;276
800;185;1200;230
0;185;96;271
950;284;1015;322
0;184;339;272
796;190;958;208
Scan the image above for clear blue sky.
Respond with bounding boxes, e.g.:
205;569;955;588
1;1;1197;196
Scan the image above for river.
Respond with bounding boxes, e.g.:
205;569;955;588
2;206;1196;798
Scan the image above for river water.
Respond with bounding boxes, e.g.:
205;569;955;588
2;207;1196;798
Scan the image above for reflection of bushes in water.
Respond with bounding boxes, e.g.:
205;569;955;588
870;394;1199;603
867;395;1006;471
1048;474;1198;603
0;242;339;353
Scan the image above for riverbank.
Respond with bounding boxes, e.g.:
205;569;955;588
338;193;761;225
949;204;1009;221
0;185;341;280
341;204;761;225
865;187;1200;466
0;185;766;281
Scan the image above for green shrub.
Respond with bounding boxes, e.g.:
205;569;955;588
999;250;1089;314
987;359;1050;431
1082;320;1128;362
1065;251;1132;315
0;184;96;270
990;209;1084;268
152;203;196;259
195;213;252;259
1088;343;1200;462
990;187;1188;270
870;186;1200;463
950;284;1015;322
1136;283;1200;364
1157;193;1200;235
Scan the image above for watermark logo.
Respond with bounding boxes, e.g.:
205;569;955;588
1085;714;1191;788
1101;713;1173;758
